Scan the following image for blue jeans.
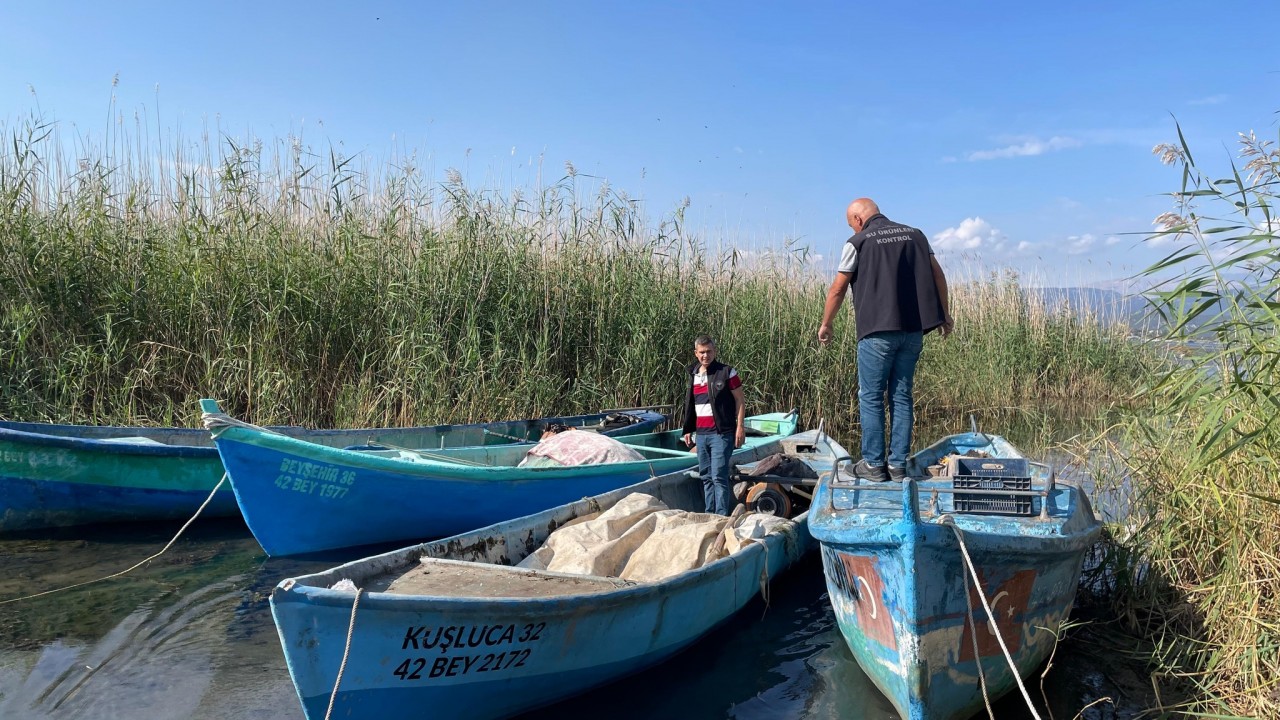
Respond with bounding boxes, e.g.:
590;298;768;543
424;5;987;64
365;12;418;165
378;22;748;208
857;330;924;468
697;431;736;515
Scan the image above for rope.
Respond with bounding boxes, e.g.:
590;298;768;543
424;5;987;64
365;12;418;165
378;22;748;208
200;411;284;438
324;588;362;720
757;541;771;613
960;534;996;720
372;441;491;467
941;515;1042;719
482;428;534;443
0;473;228;605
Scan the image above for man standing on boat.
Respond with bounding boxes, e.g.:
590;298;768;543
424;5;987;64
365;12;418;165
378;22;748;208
817;198;953;482
682;336;746;515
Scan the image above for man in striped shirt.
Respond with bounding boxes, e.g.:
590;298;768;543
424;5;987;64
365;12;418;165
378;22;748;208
681;335;746;515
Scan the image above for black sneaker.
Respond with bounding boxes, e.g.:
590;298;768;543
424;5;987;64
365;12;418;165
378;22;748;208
887;465;907;482
852;459;889;482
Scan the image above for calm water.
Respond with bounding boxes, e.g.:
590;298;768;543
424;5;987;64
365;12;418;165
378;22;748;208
0;416;1154;719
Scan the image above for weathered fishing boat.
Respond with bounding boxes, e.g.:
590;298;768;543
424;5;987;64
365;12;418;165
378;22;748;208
0;408;665;533
202;399;798;556
808;431;1102;720
269;428;839;720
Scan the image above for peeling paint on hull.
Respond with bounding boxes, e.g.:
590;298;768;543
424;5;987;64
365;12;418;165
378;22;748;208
809;432;1102;720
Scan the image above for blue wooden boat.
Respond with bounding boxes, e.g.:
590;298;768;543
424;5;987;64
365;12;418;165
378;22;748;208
0;408;665;533
269;428;840;720
202;399;798;557
807;432;1102;720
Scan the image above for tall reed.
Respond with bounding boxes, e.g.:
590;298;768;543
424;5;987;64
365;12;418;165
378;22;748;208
0;113;1156;445
1098;121;1280;717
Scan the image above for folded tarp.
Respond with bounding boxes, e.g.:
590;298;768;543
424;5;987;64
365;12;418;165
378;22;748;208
517;493;794;582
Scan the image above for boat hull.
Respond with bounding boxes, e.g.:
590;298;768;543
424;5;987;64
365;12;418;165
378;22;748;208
0;410;663;533
808;432;1102;720
276;534;807;719
0;427;229;531
819;528;1094;719
270;430;829;719
210;408;795;556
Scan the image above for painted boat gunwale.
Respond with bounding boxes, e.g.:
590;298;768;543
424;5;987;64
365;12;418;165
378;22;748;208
809;483;1101;555
0;424;219;458
209;413;789;482
280;515;804;615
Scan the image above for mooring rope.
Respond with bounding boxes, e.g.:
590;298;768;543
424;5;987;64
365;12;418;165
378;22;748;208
324;588;363;720
0;473;228;606
959;532;997;720
940;515;1042;719
757;540;771;611
200;410;283;438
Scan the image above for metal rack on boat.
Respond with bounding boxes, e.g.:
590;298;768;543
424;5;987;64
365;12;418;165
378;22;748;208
825;456;1058;520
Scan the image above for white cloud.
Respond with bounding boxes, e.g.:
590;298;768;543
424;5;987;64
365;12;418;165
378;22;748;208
965;136;1083;161
1105;235;1123;246
934;217;1003;251
1188;94;1228;106
1016;241;1034;252
1066;234;1096;254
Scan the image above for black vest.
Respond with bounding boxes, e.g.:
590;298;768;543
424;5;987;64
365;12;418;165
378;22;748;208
682;360;738;434
846;214;946;340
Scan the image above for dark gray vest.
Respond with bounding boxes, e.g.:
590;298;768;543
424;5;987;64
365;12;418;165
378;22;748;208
846;214;946;340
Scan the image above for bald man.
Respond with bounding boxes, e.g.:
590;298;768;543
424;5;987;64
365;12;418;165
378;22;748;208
818;198;953;482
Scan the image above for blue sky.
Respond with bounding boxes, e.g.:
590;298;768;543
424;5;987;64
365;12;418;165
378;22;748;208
2;1;1276;285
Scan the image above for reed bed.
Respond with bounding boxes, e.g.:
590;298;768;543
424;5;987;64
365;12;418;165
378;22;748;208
0;114;1154;446
1090;124;1280;717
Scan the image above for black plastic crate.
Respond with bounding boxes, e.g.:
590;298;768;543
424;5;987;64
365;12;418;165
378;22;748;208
951;457;1033;516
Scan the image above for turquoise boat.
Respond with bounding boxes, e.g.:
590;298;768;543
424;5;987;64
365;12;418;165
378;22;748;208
203;398;798;557
269;428;840;720
807;432;1102;720
0;408;664;533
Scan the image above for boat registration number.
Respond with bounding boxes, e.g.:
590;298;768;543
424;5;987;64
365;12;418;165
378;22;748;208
274;459;355;498
392;622;546;681
392;649;533;681
1;449;75;469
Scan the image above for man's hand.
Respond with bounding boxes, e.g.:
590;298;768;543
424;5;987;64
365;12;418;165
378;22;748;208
735;426;746;448
818;323;834;346
939;315;954;337
682;432;694;448
819;273;850;347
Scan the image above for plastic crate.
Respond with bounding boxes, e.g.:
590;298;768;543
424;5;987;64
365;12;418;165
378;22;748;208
951;457;1033;516
752;420;781;434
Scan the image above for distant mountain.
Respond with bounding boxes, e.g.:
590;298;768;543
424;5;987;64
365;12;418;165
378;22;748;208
1028;287;1163;333
1028;286;1236;334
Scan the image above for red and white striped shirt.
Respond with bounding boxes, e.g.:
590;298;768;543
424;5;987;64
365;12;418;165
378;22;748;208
693;367;741;432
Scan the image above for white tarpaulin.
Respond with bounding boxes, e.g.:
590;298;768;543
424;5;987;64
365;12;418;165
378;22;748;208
517;493;795;582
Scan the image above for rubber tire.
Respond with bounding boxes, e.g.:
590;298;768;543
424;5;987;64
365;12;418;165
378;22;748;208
745;482;792;518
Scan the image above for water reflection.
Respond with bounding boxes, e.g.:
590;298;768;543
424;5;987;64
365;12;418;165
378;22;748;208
0;521;322;720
